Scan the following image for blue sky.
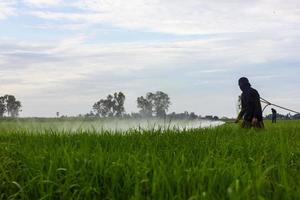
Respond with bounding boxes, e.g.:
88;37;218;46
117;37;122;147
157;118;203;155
0;0;300;117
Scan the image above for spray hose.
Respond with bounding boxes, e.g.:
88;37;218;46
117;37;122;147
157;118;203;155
260;97;300;114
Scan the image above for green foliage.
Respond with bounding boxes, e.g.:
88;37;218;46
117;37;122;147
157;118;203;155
137;91;171;118
93;92;126;117
0;97;6;117
137;95;153;117
0;95;22;118
0;120;299;199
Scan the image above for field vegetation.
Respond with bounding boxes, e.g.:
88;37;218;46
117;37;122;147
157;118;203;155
0;119;299;199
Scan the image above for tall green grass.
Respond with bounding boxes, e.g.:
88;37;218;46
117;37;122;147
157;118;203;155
0;120;299;199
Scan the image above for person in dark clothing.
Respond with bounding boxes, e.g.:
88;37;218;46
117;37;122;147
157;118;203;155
235;77;264;128
271;108;277;123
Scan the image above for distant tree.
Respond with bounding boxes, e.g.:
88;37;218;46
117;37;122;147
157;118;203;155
93;92;126;117
131;112;142;118
184;111;189;118
122;113;131;118
293;113;300;119
137;92;154;117
137;91;171;118
1;95;22;117
0;96;6;117
213;116;219;120
85;111;95;117
168;112;176;119
10;101;21;117
113;92;126;117
205;115;213;120
152;91;170;118
106;95;115;117
93;99;110;117
167;111;202;120
189;112;198;120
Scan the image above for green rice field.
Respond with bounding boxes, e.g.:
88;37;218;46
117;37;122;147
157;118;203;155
0;119;299;200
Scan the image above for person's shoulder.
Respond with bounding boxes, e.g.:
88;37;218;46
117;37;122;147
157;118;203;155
250;87;260;96
250;87;258;93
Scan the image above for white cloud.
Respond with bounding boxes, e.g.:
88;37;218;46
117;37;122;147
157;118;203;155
23;0;62;7
2;0;300;116
27;0;300;35
0;0;17;20
1;31;299;90
1;31;299;98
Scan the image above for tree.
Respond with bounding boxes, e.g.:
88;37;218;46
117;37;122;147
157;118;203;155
189;112;198;120
1;95;22;117
213;116;219;120
106;95;115;117
10;100;21;117
152;91;170;118
0;96;6;117
137;92;154;117
113;92;126;117
93;92;126;117
137;91;171;118
85;111;95;117
93;99;110;117
293;113;300;119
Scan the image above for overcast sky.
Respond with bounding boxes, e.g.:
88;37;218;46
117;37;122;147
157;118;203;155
0;0;300;117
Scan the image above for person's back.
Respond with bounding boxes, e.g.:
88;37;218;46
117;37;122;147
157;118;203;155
235;77;264;128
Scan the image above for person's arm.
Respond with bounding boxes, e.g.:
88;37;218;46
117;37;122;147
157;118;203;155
235;108;245;123
235;95;246;123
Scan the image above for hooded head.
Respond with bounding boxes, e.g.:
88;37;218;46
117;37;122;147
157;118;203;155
238;77;251;91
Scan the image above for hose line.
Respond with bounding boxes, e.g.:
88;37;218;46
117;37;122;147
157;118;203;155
260;97;300;114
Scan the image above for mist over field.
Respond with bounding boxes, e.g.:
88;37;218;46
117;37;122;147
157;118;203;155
0;118;224;133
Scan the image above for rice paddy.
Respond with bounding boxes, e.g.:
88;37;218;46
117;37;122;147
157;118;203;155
0;119;299;199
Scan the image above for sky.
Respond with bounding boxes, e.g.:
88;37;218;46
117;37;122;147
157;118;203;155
0;0;300;118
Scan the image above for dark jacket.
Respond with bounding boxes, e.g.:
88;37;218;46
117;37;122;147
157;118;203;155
239;87;263;122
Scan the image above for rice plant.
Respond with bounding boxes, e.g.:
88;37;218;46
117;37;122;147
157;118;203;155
0;120;299;199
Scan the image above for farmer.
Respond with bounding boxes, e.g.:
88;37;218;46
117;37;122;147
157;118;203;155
235;77;264;128
271;108;277;123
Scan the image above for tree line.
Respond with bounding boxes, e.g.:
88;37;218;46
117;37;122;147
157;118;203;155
0;95;22;117
4;92;298;120
0;92;204;119
92;91;171;118
90;91;222;120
